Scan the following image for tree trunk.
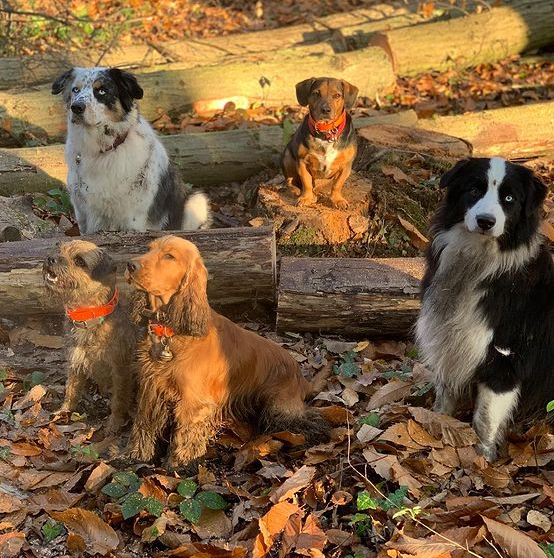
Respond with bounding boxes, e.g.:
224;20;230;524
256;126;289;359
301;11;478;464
417;101;554;158
276;256;424;337
0;5;427;90
0;111;418;194
0;226;276;319
371;0;554;76
0;45;394;145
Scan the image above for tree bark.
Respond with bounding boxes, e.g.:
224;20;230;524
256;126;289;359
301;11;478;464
0;45;394;145
277;256;424;337
0;111;418;194
371;0;554;76
0;5;426;90
0;226;276;319
417;101;554;158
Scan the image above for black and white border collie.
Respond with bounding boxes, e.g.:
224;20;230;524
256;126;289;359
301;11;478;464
52;67;210;234
416;157;553;462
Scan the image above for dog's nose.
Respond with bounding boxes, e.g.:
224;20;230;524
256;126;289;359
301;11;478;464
476;214;496;231
127;261;140;273
321;103;331;114
46;255;57;266
71;102;85;115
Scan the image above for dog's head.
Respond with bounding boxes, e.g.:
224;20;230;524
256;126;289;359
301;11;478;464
126;236;210;337
43;240;117;306
438;157;547;246
295;77;358;121
52;67;144;127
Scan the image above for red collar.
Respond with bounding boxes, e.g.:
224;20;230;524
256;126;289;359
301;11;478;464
308;111;347;142
149;322;175;338
100;132;128;154
66;288;119;325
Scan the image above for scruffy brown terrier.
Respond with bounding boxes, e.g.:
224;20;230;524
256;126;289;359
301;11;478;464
125;235;329;469
43;240;136;432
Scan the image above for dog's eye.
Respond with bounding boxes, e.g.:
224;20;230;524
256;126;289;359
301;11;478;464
313;90;321;97
469;187;481;197
72;87;80;94
504;194;514;203
333;93;341;99
74;256;87;267
163;253;175;260
97;88;106;95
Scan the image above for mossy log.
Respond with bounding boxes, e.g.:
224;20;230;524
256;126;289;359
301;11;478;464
0;226;276;319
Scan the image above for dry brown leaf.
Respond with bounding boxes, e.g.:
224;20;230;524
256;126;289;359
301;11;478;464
541;220;554;242
295;514;327;556
253;501;301;558
234;435;283;470
51;508;119;555
12;385;46;410
526;509;552;533
317;406;353;425
397;215;429;250
367;380;412;410
409;407;478;447
0;494;23;514
167;543;247;557
356;424;383;443
431;446;460;468
480;466;512;489
482;515;544;558
407;419;443;448
382;165;416;185
331;491;353;506
379;422;424;449
0;531;25;558
387;533;457;557
29;489;83;513
193;508;232;540
270;465;316;503
85;462;115;493
5;441;42;457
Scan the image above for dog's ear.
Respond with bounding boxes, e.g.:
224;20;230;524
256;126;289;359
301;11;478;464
295;78;317;106
341;80;359;110
519;165;548;217
52;69;74;95
109;68;144;112
439;159;472;189
86;248;117;281
166;256;210;337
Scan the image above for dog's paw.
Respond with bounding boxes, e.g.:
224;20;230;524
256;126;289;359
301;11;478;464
476;442;498;463
297;193;317;206
106;414;127;434
331;195;349;209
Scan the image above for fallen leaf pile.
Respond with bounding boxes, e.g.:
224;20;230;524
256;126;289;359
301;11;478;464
2;328;554;558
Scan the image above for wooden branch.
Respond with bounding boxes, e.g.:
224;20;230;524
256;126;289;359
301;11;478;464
0;44;394;144
277;257;424;337
0;111;418;194
0;227;276;319
370;0;554;75
0;4;427;90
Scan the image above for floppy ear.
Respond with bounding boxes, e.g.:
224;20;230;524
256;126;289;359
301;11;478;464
341;80;359;109
295;78;316;106
520;166;548;217
166;256;210;337
439;158;472;189
129;290;149;326
108;68;144;112
89;249;117;281
52;69;74;95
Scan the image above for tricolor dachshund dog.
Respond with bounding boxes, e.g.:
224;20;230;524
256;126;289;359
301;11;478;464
51;67;210;234
416;157;554;462
283;77;358;209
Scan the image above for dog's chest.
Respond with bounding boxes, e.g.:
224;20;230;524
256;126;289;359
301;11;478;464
416;242;494;390
306;138;339;177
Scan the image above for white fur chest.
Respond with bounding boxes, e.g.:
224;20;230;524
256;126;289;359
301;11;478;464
312;138;339;176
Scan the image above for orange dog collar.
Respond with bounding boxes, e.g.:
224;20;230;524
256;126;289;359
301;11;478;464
308;110;347;141
149;323;175;338
66;287;119;325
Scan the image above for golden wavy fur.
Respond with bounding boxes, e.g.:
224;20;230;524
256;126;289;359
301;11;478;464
126;235;329;469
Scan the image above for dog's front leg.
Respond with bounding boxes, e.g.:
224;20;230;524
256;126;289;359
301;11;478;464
473;382;519;462
107;364;134;433
329;164;352;209
58;368;87;414
297;161;317;206
432;381;458;415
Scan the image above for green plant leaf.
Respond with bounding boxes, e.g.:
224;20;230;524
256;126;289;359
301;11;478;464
359;413;380;427
144;496;163;518
101;482;128;499
42;519;65;542
196;491;227;510
177;479;197;499
179;498;202;523
30;371;45;387
0;368;7;381
122;492;145;520
380;486;408;511
113;471;140;487
540;542;554;558
547;400;554;413
357;491;379;511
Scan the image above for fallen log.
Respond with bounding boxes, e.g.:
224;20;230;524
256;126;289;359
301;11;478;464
0;45;394;145
0;226;276;319
371;0;554;75
0;4;427;90
0;111;418;194
417;101;554;158
0;195;58;242
277;256;424;337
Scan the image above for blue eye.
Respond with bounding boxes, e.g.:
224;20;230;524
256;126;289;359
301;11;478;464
505;195;514;203
97;88;106;95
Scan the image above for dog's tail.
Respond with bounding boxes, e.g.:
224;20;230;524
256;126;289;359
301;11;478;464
182;191;211;230
259;407;331;445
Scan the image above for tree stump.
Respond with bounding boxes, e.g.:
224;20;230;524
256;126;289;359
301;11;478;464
257;172;372;248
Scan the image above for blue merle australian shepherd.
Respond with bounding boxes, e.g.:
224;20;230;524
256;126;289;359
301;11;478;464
52;67;210;234
416;157;554;462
